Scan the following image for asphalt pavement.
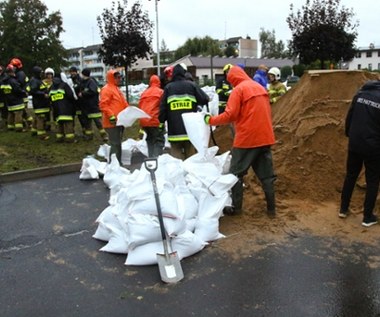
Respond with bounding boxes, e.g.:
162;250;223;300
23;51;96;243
1;169;380;317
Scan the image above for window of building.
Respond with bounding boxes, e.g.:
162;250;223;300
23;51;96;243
378;51;380;57
366;51;372;58
378;63;380;70
368;63;372;70
355;52;361;58
358;64;361;70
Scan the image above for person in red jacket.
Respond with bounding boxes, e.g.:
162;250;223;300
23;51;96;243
204;65;277;217
139;74;164;157
99;69;128;164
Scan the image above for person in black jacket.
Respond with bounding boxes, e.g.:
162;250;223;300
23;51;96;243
339;80;380;227
78;68;108;142
49;72;76;142
28;66;51;140
159;64;209;160
1;65;26;132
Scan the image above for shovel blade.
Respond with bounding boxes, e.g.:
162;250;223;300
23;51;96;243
157;251;184;284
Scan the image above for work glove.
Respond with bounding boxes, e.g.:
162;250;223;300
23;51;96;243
109;115;116;126
204;114;211;125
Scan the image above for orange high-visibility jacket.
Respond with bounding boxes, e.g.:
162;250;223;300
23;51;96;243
139;75;163;127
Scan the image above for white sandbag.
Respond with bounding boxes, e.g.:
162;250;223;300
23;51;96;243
99;226;129;254
197;192;229;219
185;218;196;232
124;170;158;201
128;187;181;219
97;144;110;161
215;150;232;175
182;112;210;158
92;222;112;242
172;230;208;260
125;241;164;266
194;217;225;242
174;185;198;219
127;213;186;250
103;154;131;189
127;214;161;250
79;163;99;180
117;106;151;128
208;174;238;196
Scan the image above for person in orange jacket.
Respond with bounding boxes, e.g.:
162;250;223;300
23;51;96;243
204;65;277;217
139;74;164;157
99;70;128;164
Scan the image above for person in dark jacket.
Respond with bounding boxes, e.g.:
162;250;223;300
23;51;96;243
339;80;380;227
28;66;51;140
159;64;209;160
215;64;233;114
49;72;76;142
0;65;7;130
1;65;26;131
78;68;108;142
69;66;87;137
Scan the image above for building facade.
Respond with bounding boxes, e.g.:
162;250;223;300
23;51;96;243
348;44;380;71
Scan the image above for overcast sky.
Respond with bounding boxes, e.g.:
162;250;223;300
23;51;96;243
42;0;378;51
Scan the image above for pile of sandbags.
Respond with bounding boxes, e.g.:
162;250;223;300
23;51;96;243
90;148;237;266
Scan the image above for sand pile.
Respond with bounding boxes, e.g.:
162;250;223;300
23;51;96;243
211;71;380;257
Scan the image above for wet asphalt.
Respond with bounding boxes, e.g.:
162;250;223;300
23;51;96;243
1;170;380;317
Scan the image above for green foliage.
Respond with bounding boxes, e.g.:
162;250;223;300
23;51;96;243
224;45;238;57
97;0;153;69
259;29;290;58
174;36;223;60
293;64;307;77
286;0;358;69
0;0;67;73
280;65;293;80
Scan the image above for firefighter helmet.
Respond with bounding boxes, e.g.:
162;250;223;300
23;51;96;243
223;64;233;73
164;65;173;78
268;67;281;80
44;67;55;76
10;58;23;69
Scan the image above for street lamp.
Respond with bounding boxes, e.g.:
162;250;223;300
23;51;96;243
148;0;160;76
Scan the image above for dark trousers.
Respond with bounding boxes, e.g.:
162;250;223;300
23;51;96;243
105;126;124;164
143;127;165;158
169;140;196;160
340;150;380;218
229;146;276;212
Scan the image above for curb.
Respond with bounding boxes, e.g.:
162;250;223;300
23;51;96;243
0;163;82;184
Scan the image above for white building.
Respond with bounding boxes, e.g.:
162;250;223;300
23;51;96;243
348;44;380;71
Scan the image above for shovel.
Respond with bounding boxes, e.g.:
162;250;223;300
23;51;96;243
144;158;184;284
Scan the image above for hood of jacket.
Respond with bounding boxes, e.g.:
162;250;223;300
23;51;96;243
172;64;186;81
149;74;161;88
227;65;251;87
106;69;119;86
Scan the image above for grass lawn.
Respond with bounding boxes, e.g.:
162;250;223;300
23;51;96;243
0;120;140;173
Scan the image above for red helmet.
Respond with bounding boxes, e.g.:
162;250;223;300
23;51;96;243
6;64;15;73
164;66;173;78
10;58;23;69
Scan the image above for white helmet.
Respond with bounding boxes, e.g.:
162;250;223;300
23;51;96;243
44;67;55;76
268;67;281;80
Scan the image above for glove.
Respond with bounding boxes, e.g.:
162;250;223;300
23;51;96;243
204;114;211;124
159;122;165;130
109;115;116;126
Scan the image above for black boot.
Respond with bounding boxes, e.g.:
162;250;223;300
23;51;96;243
264;191;276;217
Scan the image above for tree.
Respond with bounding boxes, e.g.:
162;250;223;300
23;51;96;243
159;39;175;64
224;45;238;57
174;36;223;60
259;29;290;59
286;0;358;69
97;0;153;100
0;0;67;73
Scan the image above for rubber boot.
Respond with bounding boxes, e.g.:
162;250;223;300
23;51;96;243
264;191;276;217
